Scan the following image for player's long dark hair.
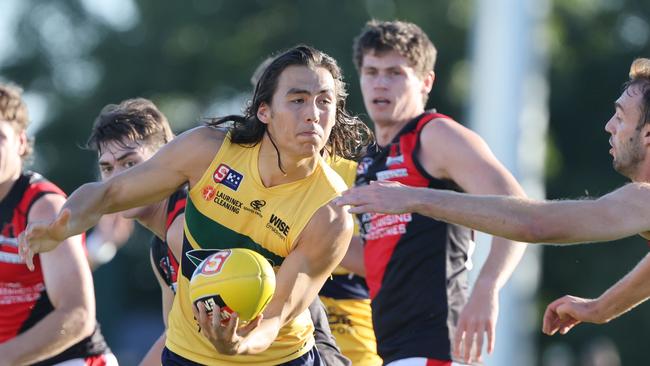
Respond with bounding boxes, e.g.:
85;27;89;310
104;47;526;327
207;45;372;167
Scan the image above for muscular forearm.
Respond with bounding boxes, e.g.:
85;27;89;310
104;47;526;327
0;306;94;365
238;317;281;355
410;189;540;242
593;254;650;323
410;188;616;244
59;182;113;238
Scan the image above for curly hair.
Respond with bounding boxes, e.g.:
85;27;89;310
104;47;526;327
208;45;372;162
352;19;436;80
625;58;650;129
0;83;33;159
86;98;173;155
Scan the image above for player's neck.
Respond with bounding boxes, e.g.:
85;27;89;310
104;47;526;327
134;200;168;240
258;137;318;187
0;169;22;202
373;116;414;146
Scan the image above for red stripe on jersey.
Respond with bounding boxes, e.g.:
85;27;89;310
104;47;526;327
166;198;186;231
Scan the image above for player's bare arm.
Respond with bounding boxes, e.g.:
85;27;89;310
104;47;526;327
19;126;225;267
543;252;650;336
341;181;650;244
195;201;354;355
0;194;95;365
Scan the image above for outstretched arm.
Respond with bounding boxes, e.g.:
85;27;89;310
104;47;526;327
194;201;354;355
0;195;95;365
543;252;650;335
19;127;223;269
337;181;650;245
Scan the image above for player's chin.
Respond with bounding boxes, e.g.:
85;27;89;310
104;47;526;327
297;141;324;157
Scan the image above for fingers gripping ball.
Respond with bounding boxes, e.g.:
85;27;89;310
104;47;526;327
189;248;275;324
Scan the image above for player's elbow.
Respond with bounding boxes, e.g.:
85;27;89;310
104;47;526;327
519;216;563;243
59;304;96;342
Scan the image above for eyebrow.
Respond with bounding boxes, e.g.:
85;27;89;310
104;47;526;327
286;87;334;96
615;102;625;114
98;151;138;166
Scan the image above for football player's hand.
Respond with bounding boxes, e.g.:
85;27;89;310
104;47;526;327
193;301;262;355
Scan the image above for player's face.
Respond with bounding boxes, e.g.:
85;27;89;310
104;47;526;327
0;121;26;185
97;139;155;219
605;84;649;178
258;65;337;159
359;50;433;127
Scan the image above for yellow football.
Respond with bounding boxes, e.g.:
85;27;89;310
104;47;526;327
189;248;275;323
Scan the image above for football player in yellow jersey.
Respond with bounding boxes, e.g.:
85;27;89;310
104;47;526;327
20;45;372;366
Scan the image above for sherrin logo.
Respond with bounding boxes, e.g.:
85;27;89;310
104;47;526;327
213;163;244;191
195;250;232;276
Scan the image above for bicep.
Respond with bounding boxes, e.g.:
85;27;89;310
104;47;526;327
420;121;525;197
103;147;188;212
572;185;650;241
103;127;221;212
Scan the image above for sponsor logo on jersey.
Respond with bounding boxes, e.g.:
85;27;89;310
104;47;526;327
376;168;408;181
266;214;290;239
213;163;244;191
201;185;217;201
361;212;413;240
213;190;242;214
243;199;266;218
386;154;404;166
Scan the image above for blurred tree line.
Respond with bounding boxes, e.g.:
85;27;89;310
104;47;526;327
1;0;649;364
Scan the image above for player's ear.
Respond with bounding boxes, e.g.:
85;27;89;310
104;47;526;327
642;123;650;145
257;103;271;125
421;71;434;95
17;130;27;157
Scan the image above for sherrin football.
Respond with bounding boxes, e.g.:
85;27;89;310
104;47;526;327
189;248;276;323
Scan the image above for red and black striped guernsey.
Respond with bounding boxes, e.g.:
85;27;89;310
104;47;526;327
356;112;474;364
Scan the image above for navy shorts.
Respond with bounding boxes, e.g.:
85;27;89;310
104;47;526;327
162;346;322;365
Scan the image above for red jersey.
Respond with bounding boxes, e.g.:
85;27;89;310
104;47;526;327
0;172;109;364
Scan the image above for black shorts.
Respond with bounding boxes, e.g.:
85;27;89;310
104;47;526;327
162;346;323;366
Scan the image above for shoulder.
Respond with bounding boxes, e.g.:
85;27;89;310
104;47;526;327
318;158;350;193
420;116;483;147
161;126;229;182
24;174;66;222
174;126;228;150
327;157;358;187
420;116;492;163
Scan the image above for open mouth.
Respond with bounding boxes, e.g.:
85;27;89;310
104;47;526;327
372;98;391;106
